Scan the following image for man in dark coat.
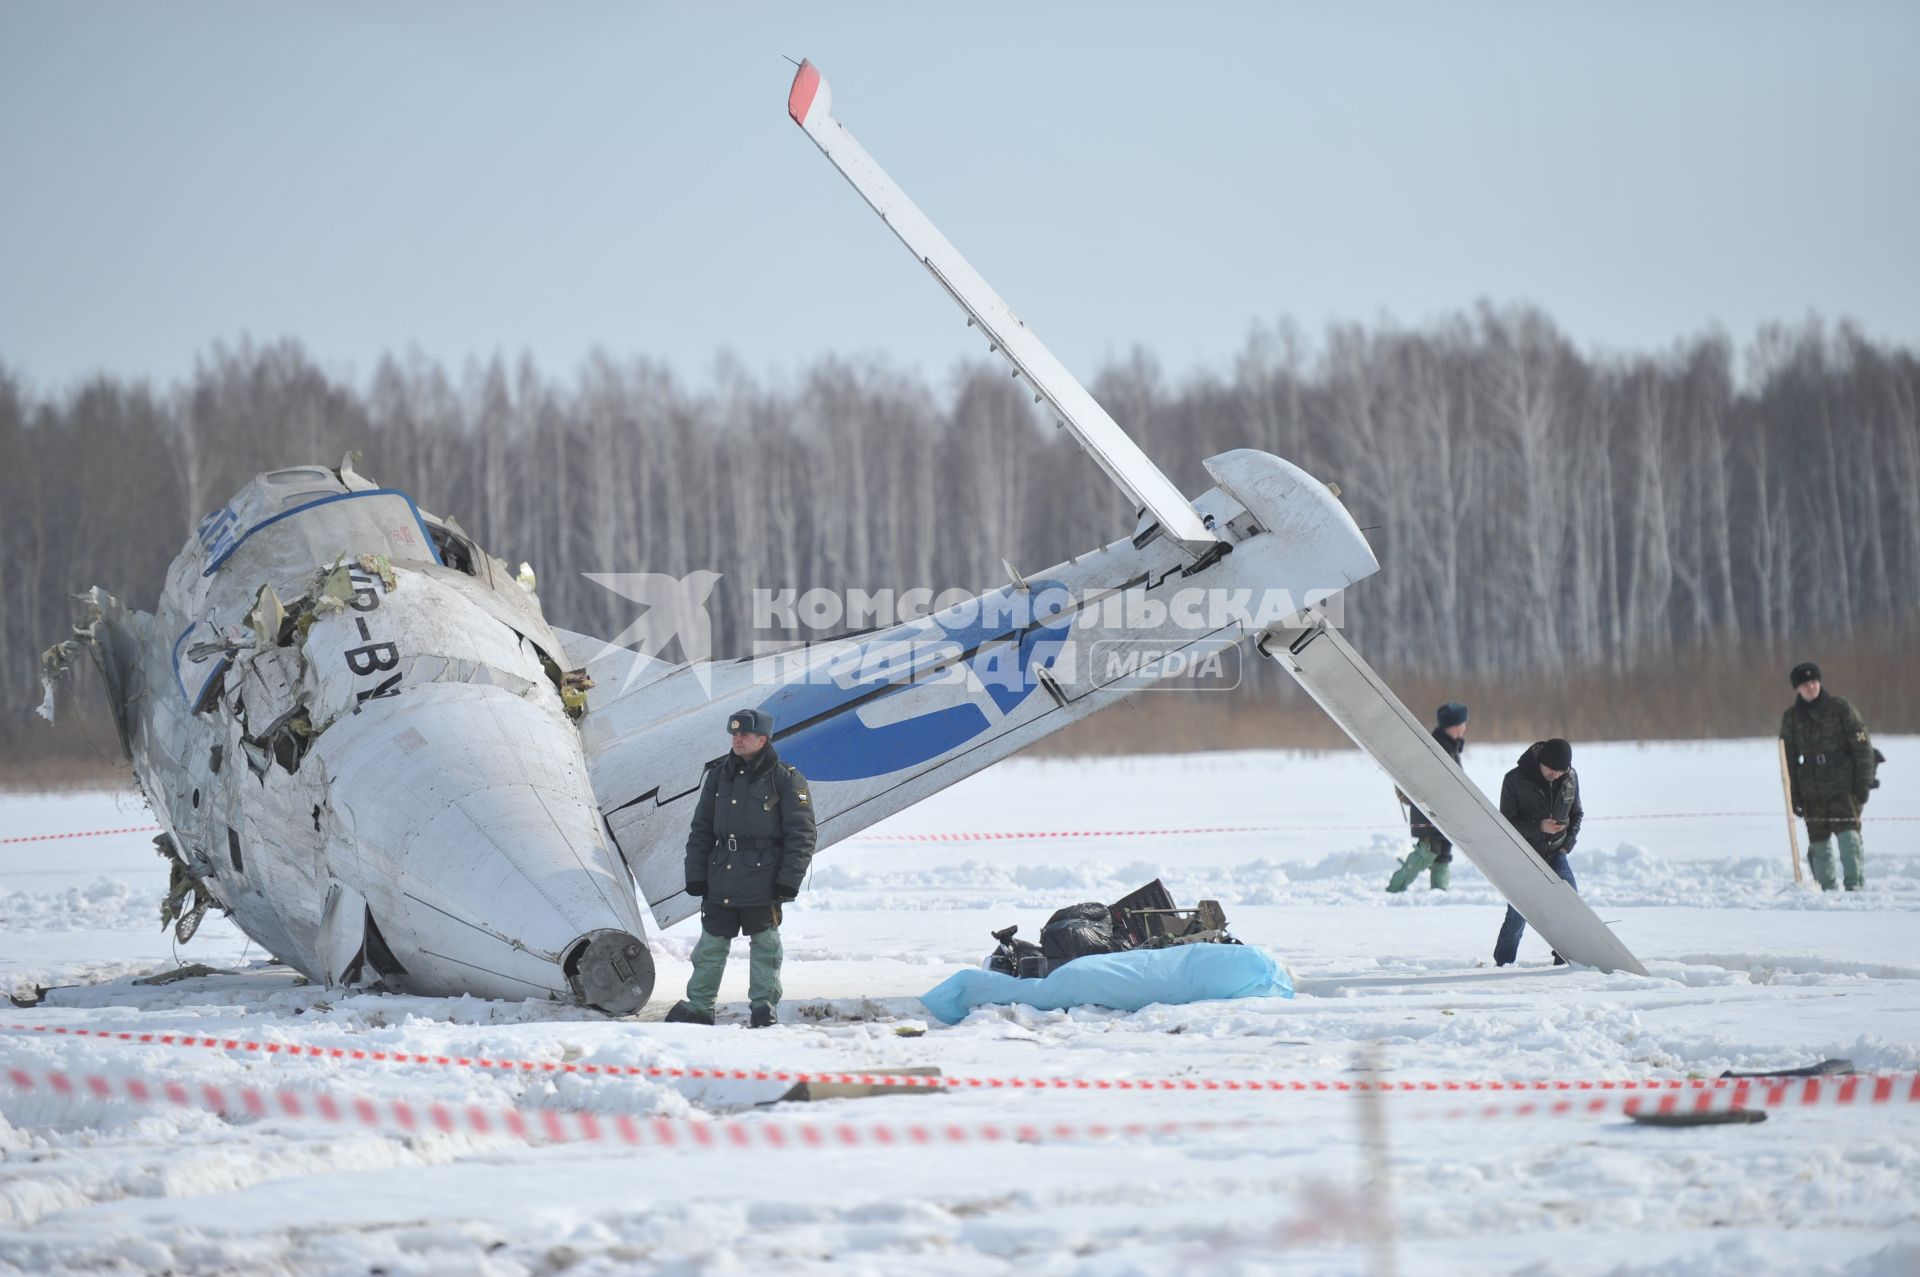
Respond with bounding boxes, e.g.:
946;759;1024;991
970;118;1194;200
1780;661;1876;891
665;708;817;1027
1386;701;1469;892
1493;737;1582;967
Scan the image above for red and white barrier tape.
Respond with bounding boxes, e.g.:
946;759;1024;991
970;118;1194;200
1;824;161;845
2;1065;1266;1148
852;813;1919;840
1409;1073;1917;1123
856;825;1344;841
5;1064;1912;1151
7;1021;1918;1102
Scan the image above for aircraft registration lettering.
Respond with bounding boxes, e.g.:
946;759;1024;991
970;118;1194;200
196;506;242;563
344;565;403;704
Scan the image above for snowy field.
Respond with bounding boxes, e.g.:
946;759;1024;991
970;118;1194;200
2;737;1917;1276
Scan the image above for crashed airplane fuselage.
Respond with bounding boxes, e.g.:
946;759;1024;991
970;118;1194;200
52;465;657;1011
50;441;1382;1014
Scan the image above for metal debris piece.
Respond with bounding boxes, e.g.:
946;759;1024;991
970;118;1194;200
775;1067;943;1103
132;963;225;986
246;583;287;646
312;558;356;614
1720;1059;1855;1079
1628;1109;1769;1128
174;896;210;943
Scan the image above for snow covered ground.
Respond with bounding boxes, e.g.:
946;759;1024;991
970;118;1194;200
2;737;1917;1275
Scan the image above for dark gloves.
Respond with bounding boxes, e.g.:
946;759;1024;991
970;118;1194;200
774;883;799;903
686;880;708;898
1792;804;1804;817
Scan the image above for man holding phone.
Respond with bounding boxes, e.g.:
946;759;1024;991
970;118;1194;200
1493;737;1582;967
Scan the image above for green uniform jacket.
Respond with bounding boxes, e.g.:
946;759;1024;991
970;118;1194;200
684;744;818;907
1780;693;1875;834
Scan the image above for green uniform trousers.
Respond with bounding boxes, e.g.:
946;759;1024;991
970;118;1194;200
685;927;783;1013
1386;836;1451;892
1807;828;1866;892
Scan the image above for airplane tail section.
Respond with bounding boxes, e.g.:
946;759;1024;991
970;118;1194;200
584;446;1378;930
571;61;1653;979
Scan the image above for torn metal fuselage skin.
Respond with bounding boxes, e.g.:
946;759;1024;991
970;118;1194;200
49;461;653;1013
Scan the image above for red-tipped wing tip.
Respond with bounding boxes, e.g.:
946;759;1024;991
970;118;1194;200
788;60;822;126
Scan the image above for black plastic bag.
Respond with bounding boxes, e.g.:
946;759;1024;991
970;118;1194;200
1040;902;1122;963
988;926;1049;978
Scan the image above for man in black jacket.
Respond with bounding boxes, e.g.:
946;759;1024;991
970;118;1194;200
1493;738;1582;967
1386;701;1469;892
664;708;817;1027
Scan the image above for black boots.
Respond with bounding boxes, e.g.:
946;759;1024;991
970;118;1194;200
665;1001;715;1026
662;1001;773;1026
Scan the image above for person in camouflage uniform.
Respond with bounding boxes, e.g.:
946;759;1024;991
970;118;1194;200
665;707;817;1027
1780;661;1877;891
1386;701;1469;892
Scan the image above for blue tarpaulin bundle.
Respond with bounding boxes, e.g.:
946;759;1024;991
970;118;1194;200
920;943;1293;1025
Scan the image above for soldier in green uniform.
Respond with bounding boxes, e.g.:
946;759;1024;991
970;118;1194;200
665;708;817;1027
1386;701;1469;892
1780;661;1877;891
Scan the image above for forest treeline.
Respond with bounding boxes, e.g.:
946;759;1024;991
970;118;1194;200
3;304;1917;761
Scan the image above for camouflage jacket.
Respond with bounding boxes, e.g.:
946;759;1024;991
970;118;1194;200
1780;693;1875;807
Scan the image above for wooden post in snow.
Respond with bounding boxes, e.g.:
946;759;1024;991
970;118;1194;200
1777;737;1805;884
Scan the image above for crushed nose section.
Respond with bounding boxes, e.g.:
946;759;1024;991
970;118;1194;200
565;929;655;1014
314;682;650;1007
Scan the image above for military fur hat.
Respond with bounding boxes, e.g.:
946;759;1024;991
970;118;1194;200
1789;661;1821;688
1436;701;1469;729
726;708;774;736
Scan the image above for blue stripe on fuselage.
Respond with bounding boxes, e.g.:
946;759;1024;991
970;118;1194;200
201;488;443;577
763;583;1070;782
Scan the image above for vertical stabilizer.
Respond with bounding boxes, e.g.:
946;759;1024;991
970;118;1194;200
787;59;1219;555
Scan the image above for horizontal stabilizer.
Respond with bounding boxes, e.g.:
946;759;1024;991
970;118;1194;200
1262;619;1648;976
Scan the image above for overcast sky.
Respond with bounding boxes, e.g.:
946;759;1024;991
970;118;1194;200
2;2;1915;398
